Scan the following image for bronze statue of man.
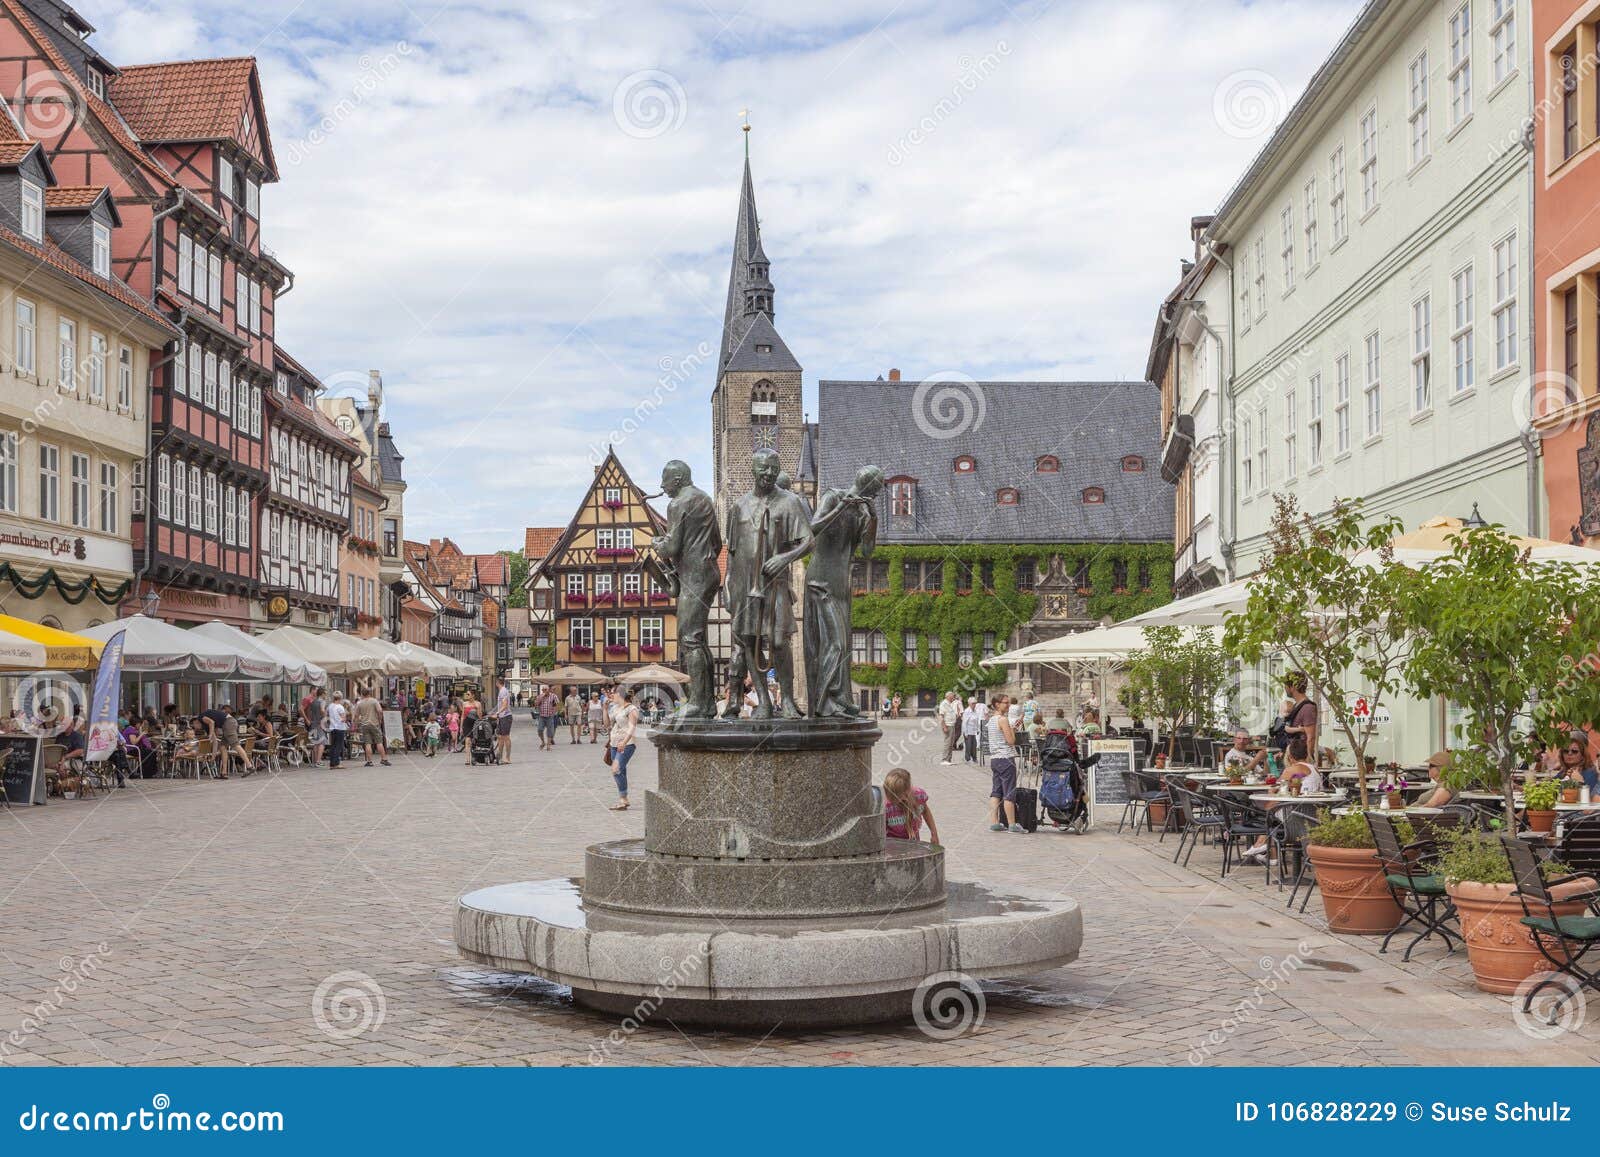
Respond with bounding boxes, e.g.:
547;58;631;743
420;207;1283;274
655;460;722;718
725;448;813;719
804;465;884;717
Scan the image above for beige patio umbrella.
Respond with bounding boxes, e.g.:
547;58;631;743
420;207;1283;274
1352;516;1600;568
617;663;691;686
537;664;607;684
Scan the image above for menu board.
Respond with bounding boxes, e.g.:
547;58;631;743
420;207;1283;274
383;710;406;749
1087;737;1133;827
0;735;44;806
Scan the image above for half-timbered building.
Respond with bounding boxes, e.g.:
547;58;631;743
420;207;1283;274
257;349;358;630
533;450;677;675
0;1;287;627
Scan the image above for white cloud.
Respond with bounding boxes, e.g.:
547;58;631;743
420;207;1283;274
78;0;1360;551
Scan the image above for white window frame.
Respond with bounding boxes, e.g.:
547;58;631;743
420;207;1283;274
1329;146;1348;244
641;617;663;650
250;386;261;436
69;451;90;528
1449;3;1472;128
203;471;217;536
1302;177;1319;268
203;350;218;410
1364;331;1383;437
1308;372;1324;467
596;528;613;550
1237;248;1251;333
19;179;42;242
1451;264;1475;394
188;341;202;400
1241;415;1253;494
218;360;232;418
1360;105;1380;214
236;270;247;327
15;297;35;375
605;618;628;649
1255;405;1268;491
1411;295;1432;413
1493;231;1519;371
594;571;613;596
249;280;261;333
1490;0;1516;86
224;484;236;545
1284;387;1298;478
1279;203;1295;292
219;155;234;202
117;345;132;411
207;252;222;311
172;460;186;524
156;453;170;520
238;488;250;548
178;232;193;295
188;466;201;531
1335;352;1352;456
1253;236;1266;319
617;527;634;549
191;238;207;302
131;459;144;516
98;461;117;535
570;617;593;651
1408;52;1430;167
623;571;641;595
88;332;106;402
91;221;111;278
0;431;15;513
566;572;585;597
57;319;75;392
38;442;59;521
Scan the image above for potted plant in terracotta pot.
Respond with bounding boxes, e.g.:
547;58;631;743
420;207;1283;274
1438;827;1592;994
1522;778;1561;834
1304;810;1408;935
1561;782;1582;805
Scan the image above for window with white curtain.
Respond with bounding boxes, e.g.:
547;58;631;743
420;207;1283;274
15;298;34;375
98;462;117;534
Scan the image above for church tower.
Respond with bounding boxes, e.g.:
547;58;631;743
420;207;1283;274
711;145;804;519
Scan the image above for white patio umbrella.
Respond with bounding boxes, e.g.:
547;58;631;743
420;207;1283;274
77;614;251;678
407;646;475;678
1121;580;1254;628
190;622;327;686
349;636;427;677
984;623;1186;666
258;625;377;676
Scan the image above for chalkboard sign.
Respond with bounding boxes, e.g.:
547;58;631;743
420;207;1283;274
1087;737;1134;828
382;709;406;749
0;735;44;806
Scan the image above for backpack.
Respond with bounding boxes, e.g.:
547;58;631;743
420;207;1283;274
1040;768;1074;812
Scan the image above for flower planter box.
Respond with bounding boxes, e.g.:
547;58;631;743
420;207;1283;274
640;646;663;656
570;647;593;656
604;647;629;656
1306;845;1403;935
1447;879;1593;994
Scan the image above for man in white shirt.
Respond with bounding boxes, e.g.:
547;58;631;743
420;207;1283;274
937;691;962;765
961;698;981;763
326;691;350;769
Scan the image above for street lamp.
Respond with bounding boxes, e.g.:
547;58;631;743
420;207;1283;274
1461;503;1488;529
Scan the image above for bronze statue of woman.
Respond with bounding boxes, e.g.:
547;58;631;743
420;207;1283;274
803;465;884;717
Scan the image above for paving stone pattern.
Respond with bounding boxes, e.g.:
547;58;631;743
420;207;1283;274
0;721;1592;1066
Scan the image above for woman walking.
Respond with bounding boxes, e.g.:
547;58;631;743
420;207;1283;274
606;686;639;812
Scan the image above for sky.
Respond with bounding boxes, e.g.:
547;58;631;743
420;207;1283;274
82;0;1365;553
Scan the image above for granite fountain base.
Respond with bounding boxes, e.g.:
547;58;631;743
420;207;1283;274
454;718;1081;1028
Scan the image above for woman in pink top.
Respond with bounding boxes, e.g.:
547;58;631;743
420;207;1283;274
882;767;939;844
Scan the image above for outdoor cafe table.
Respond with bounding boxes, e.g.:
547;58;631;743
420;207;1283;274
1251;793;1344;805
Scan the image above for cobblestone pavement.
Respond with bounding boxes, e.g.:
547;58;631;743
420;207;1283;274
1;719;1593;1066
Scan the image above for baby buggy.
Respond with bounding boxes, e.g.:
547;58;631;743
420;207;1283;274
468;715;499;765
1020;728;1094;833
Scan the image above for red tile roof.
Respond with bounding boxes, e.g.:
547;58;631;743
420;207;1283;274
472;554;508;587
109;58;256;142
0;222;175;336
44;186;105;209
481;598;500;632
524;527;562;564
0;141;38;166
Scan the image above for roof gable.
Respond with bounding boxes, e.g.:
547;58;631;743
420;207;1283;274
108;56;278;179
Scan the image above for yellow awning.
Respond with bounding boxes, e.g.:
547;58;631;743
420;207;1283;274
0;613;104;671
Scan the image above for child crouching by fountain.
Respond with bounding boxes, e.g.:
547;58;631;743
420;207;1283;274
883;767;940;845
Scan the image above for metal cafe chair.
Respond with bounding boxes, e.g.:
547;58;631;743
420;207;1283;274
1557;812;1600;878
1169;785;1225;869
1500;834;1600;1027
1215;794;1270;880
1266;803;1320;898
1365;812;1459;962
1117;769;1165;835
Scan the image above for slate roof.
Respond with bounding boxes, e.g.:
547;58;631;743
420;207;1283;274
798;421;818;482
724;311;799;374
376;423;404;485
816;380;1172;545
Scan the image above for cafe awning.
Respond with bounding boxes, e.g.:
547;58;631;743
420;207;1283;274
0;614;103;671
191;622;326;686
78;614;249;678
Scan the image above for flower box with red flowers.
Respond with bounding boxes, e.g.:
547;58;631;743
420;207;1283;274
567;594;589;606
570;646;593;656
593;593;617;606
355;612;382;627
602;499;625;510
621;593;644;605
650;593;672;603
595;547;636;558
640;645;664;656
605;645;629;656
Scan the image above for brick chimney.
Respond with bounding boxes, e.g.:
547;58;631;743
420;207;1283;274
888;368;901;382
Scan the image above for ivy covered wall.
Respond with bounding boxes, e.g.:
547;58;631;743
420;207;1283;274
848;543;1173;696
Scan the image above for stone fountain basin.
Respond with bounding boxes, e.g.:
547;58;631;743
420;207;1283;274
454;877;1082;1028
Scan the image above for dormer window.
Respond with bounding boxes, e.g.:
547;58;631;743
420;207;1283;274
996;488;1020;506
91;222;110;278
953;455;976;474
1082;486;1106;504
1121;455;1146;473
888;476;916;518
86;69;104;99
1035;455;1060;473
19;180;42;242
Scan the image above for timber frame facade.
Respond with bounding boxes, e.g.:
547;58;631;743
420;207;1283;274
534;449;678;675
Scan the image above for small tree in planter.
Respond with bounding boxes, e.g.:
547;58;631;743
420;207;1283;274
1224;496;1417;809
1121;625;1231;760
1400;524;1600;832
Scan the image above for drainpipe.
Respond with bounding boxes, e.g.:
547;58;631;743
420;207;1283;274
1522;94;1540;538
1201;239;1236;580
132;193;186;616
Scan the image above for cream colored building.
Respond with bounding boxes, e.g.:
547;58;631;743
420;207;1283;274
0;211;177;631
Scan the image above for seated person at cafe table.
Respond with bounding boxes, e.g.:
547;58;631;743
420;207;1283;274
1222;730;1266;773
250;709;276;768
1412;750;1455;809
1559;730;1598;792
198;704;248;779
1242;732;1322;864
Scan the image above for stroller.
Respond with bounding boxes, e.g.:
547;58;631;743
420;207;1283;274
1018;728;1094;833
467;715;499;765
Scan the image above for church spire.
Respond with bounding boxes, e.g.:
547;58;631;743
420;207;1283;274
719;145;777;369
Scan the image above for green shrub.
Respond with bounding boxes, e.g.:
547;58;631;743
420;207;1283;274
1306;809;1413;849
